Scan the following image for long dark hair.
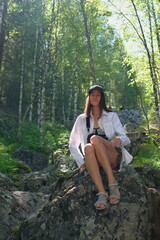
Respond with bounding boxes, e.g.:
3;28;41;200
84;92;112;118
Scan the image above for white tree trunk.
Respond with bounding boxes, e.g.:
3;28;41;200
51;0;59;131
39;0;55;145
29;27;38;122
147;0;160;131
151;0;160;54
109;77;111;109
131;0;160;134
17;29;25;141
0;1;4;36
67;58;76;122
73;51;78;122
80;0;96;85
37;17;44;130
61;53;66;124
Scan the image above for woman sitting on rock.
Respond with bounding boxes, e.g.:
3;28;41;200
69;85;133;210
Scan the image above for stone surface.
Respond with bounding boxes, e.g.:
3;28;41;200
117;109;147;156
0;172;16;190
0;188;49;240
12;147;48;171
117;108;143;126
16;165;56;194
18;165;160;240
0;163;160;240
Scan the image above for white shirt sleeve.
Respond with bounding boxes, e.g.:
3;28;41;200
69;115;85;168
112;113;131;146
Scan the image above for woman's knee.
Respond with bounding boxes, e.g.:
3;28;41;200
84;143;94;155
90;135;102;145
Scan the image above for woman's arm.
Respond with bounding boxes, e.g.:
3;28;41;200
69;115;85;168
112;113;131;147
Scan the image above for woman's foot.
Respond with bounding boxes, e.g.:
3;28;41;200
108;182;120;204
95;192;108;210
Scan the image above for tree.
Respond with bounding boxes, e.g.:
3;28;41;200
80;0;96;85
0;0;7;71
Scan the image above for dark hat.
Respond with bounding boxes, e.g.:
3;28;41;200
88;85;104;95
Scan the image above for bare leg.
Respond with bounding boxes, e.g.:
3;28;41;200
90;136;120;204
84;143;107;209
84;143;105;193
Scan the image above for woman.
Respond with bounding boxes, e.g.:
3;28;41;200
69;85;133;210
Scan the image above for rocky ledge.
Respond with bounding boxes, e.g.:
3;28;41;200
0;161;160;240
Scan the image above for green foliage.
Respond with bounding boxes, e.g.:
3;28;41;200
0;120;70;180
0;142;29;181
131;140;160;169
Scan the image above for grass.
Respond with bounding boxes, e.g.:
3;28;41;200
131;140;160;169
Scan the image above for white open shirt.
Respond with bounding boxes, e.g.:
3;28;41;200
69;110;133;171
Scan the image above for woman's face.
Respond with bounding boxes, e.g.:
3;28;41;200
89;90;101;107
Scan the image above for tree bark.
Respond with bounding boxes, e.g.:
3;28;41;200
67;57;76;122
51;0;59;131
37;4;45;131
17;28;25;141
39;0;55;146
109;77;111;109
61;52;66;124
151;0;160;54
80;0;96;85
73;51;78;121
0;0;7;71
29;26;38;122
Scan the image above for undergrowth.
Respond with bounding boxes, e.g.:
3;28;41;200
0;121;70;181
0;117;160;182
131;139;160;169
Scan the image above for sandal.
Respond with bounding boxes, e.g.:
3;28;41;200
108;182;120;205
95;192;108;210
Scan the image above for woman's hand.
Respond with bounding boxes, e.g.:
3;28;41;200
112;137;121;148
79;163;86;173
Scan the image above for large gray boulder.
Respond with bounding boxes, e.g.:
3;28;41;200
12;147;48;171
0;188;49;240
19;165;160;240
0;155;159;240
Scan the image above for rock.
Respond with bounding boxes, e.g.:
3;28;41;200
126;131;148;156
55;155;77;173
0;189;49;240
12;147;48;171
19;165;160;240
117;108;143;126
16;165;56;194
0;172;16;190
116;109;146;156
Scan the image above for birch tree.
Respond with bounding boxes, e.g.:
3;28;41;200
73;50;78;121
51;0;59;131
29;26;38;122
61;51;66;124
37;1;45;131
39;0;56;145
151;0;160;54
109;0;160;133
0;0;7;71
80;0;96;85
67;57;76;122
17;29;25;141
130;0;160;133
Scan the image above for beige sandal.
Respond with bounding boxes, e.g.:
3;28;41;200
95;192;108;210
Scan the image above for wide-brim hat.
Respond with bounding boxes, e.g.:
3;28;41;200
88;85;104;95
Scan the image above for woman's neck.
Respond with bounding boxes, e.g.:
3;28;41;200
92;106;100;117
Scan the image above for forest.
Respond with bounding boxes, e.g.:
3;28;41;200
0;0;160;179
